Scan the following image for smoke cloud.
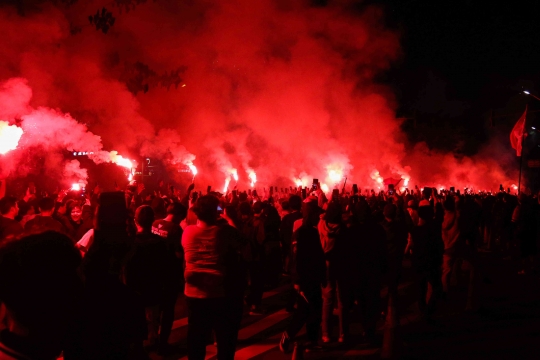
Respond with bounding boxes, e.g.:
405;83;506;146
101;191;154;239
0;0;516;192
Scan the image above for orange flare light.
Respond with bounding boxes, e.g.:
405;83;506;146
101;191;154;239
0;121;23;155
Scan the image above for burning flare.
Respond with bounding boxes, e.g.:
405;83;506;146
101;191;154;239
188;163;198;176
248;171;257;187
109;151;133;169
371;170;384;184
402;176;410;187
321;183;329;193
230;168;239;182
71;183;81;191
223;178;230;193
0;121;23;155
328;169;343;184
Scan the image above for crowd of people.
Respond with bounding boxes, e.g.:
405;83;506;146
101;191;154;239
0;179;539;359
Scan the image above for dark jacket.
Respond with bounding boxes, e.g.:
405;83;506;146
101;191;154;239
411;220;444;272
290;225;326;288
280;211;302;247
381;218;408;275
124;232;170;306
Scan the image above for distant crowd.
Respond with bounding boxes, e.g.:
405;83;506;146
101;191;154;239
0;180;539;359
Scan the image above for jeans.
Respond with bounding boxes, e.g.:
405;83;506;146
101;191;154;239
321;278;352;338
159;290;178;346
145;305;160;345
246;261;264;307
356;276;381;338
416;268;442;316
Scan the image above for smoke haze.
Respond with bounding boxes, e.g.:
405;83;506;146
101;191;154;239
0;0;517;191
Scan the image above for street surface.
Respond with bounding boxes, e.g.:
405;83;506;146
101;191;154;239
149;252;540;359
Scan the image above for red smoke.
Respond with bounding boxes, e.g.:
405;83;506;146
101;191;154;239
0;1;516;191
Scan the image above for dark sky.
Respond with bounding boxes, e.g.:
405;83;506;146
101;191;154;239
370;0;540;153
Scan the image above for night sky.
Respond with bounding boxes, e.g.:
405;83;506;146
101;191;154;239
376;0;540;155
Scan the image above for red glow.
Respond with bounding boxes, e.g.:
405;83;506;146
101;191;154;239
0;2;518;190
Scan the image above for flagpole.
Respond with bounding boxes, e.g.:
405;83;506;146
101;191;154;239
518;149;523;195
518;105;528;195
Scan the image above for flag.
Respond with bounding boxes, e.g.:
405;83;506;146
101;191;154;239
383;177;402;186
510;106;527;156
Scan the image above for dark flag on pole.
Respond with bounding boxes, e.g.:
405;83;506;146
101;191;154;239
510;106;527;156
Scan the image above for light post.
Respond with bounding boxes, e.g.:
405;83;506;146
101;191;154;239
523;90;540;102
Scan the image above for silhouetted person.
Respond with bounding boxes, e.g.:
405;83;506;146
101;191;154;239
410;201;444;320
125;205;170;350
151;202;187;354
182;195;243;360
0;231;83;359
280;200;326;353
350;199;386;344
64;192;147;360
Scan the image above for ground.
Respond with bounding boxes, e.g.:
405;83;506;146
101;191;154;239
147;252;540;359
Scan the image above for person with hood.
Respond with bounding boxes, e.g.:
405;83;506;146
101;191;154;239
280;200;326;353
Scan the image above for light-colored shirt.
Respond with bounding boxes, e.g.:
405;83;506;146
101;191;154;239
181;224;230;298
